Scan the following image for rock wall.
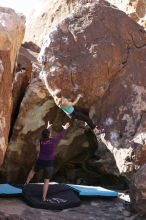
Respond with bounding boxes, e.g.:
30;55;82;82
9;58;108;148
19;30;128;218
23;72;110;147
38;0;146;176
11;46;36;132
0;8;25;165
1;0;146;187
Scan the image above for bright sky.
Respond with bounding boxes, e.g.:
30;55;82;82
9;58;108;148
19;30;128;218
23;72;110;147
0;0;40;16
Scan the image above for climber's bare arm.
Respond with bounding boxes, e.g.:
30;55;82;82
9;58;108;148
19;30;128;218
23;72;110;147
62;94;83;106
43;76;54;96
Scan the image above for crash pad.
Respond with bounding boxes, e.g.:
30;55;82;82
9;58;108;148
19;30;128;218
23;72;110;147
0;184;22;196
23;183;81;210
67;184;118;197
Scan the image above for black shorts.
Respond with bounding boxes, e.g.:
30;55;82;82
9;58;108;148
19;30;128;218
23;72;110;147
34;159;54;179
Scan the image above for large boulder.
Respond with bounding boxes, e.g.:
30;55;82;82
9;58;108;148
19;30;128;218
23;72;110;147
107;0;146;29
38;0;146;176
0;7;25;165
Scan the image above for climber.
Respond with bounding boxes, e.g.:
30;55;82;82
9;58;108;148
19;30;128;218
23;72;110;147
43;76;100;134
25;121;70;202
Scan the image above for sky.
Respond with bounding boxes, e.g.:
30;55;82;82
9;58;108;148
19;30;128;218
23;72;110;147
0;0;40;16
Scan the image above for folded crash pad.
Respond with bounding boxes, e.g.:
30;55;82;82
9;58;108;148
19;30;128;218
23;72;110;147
0;184;22;196
67;184;118;197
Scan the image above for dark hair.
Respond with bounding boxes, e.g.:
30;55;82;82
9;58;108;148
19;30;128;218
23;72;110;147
56;92;62;98
41;128;50;139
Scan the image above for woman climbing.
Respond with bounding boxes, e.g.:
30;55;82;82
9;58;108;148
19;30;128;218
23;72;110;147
25;121;70;202
43;76;100;134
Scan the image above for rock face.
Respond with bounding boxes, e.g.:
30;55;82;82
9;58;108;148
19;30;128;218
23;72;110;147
38;0;146;176
4;78;98;183
3;45;120;184
10;46;37;139
107;0;146;29
0;8;25;165
1;0;146;186
130;163;146;215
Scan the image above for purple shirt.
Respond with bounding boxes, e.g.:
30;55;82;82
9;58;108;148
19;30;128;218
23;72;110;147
38;129;66;161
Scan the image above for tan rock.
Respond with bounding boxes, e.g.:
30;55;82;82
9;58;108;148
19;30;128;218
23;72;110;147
0;7;25;71
12;46;36;120
0;7;25;165
3;79;96;183
10;46;37;141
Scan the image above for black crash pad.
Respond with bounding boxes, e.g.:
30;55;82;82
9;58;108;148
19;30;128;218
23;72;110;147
23;183;81;210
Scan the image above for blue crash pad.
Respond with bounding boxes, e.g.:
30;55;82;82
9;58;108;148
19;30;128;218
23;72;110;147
67;184;118;197
0;184;22;195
